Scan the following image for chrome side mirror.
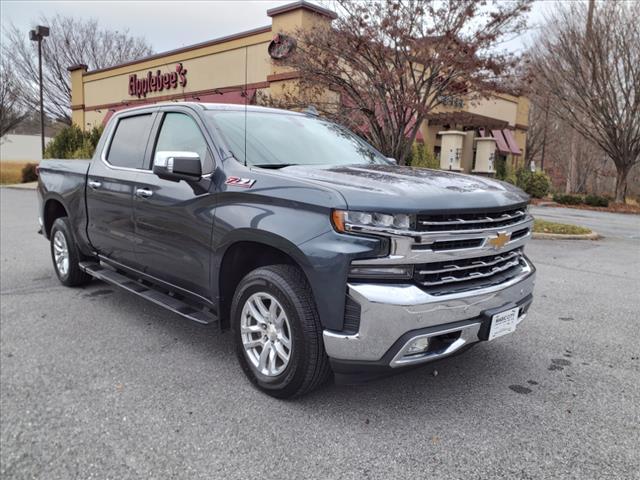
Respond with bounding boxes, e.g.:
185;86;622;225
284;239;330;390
153;151;202;182
386;157;398;165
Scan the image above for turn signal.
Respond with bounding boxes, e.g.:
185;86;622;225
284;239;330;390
331;210;345;232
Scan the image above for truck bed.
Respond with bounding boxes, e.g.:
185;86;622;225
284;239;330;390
37;159;91;245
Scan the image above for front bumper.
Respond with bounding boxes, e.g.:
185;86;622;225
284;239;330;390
323;257;536;370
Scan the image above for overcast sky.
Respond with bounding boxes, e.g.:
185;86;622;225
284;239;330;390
1;0;554;56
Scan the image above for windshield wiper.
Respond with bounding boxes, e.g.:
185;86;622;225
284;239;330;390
251;163;298;169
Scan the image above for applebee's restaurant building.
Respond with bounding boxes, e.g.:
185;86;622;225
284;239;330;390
68;0;529;175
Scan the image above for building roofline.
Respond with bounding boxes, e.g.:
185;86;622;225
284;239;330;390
82;25;272;77
68;63;88;72
267;0;337;19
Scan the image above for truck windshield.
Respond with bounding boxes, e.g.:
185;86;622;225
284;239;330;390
206;111;389;168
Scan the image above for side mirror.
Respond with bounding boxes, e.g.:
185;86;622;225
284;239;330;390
386;157;398;165
153;151;202;182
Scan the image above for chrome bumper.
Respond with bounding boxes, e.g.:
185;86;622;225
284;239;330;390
323;258;535;365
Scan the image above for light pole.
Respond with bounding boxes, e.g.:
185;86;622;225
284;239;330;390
29;25;50;158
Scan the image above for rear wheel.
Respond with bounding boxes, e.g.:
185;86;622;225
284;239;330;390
50;217;92;287
231;265;331;398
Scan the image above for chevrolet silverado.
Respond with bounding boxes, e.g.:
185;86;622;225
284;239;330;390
37;103;536;398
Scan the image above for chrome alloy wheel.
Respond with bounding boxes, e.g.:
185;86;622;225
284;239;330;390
53;230;70;277
240;292;292;377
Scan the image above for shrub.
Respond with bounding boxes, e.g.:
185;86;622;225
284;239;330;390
553;193;583;205
509;168;550;198
21;163;38;183
522;171;551;198
408;143;439;169
45;124;104;159
494;157;508;180
515;168;531;189
584;194;609;207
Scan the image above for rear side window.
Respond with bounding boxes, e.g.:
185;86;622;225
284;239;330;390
106;114;153;169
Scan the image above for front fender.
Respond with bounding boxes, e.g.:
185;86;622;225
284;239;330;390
212;201;381;330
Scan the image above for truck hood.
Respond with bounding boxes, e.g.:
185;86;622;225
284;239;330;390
276;164;529;212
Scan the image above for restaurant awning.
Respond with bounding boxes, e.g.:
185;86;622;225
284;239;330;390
491;129;511;154
502;129;522;155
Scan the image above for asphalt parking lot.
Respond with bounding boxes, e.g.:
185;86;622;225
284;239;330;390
1;188;639;479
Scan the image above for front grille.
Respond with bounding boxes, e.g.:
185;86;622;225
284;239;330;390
414;248;525;295
429;239;484;251
414;239;484;251
510;228;529;241
416;206;527;232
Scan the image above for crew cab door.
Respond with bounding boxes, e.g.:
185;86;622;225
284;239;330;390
132;110;216;301
86;111;156;270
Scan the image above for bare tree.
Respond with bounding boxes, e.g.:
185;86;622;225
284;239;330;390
524;92;548;169
2;15;153;124
532;1;640;203
261;0;530;165
0;58;28;137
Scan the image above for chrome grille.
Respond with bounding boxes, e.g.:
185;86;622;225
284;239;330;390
414;248;526;295
416;206;527;232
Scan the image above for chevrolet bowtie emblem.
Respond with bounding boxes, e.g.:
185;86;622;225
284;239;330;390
488;231;511;250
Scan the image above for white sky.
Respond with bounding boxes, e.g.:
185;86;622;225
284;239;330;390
1;0;556;56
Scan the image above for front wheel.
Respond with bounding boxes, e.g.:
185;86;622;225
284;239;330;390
50;217;92;287
231;265;331;398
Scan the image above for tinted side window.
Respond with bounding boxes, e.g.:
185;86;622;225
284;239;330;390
106;114;153;169
154;113;212;172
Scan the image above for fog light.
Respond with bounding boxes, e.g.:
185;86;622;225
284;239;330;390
405;337;430;355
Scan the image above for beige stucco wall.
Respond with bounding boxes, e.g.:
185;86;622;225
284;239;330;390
76;29;273;127
461;131;475;172
516;96;529;127
466;95;519;127
83;42;271;107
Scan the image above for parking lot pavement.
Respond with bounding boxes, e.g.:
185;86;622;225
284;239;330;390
1;187;639;480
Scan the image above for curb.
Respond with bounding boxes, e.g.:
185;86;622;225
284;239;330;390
532;231;601;241
2;182;37;190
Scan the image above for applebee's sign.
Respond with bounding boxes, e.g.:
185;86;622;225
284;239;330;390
128;63;187;98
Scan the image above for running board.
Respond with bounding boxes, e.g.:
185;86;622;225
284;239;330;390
79;262;217;325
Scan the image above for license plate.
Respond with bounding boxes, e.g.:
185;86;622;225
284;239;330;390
488;307;520;341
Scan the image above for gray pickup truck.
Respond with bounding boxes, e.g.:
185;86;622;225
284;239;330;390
37;102;536;398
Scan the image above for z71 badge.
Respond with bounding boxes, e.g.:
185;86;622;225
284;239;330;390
225;176;256;188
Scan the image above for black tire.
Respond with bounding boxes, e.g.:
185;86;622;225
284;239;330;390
50;217;92;287
231;265;331;398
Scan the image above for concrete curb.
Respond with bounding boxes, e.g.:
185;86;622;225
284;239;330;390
2;182;37;190
532;231;601;241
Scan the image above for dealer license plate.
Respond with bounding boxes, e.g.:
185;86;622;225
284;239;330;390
488;307;520;341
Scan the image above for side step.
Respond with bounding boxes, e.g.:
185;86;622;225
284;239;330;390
79;262;217;325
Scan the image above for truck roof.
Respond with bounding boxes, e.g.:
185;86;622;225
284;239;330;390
117;102;303;116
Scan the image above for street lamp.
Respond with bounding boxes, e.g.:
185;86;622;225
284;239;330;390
29;25;50;158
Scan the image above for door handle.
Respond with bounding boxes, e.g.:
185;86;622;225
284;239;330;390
135;188;153;198
88;180;102;189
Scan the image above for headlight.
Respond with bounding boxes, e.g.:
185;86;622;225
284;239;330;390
331;210;411;234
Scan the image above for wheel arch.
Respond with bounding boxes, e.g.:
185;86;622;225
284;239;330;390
43;196;69;238
215;233;315;330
